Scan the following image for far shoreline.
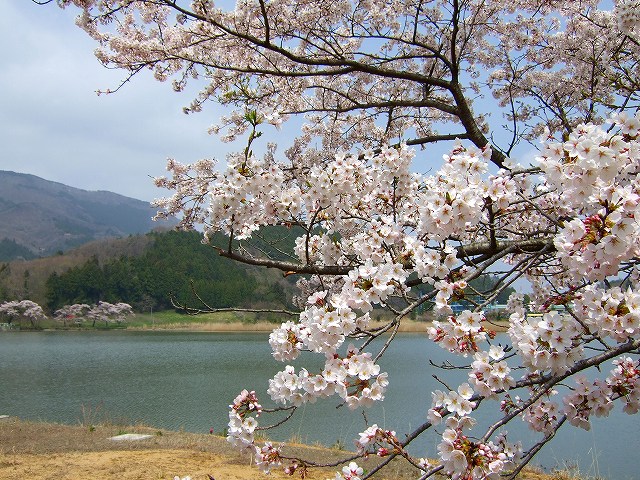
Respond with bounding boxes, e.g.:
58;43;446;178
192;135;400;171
126;318;437;333
6;318;510;334
4;310;511;333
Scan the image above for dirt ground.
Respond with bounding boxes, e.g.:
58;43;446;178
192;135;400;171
0;417;559;480
0;417;418;480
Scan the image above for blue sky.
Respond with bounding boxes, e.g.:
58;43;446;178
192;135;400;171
1;3;225;201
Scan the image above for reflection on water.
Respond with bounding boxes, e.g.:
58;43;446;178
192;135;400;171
0;331;636;479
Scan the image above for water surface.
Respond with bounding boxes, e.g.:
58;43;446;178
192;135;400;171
0;331;636;479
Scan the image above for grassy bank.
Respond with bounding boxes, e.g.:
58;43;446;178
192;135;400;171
127;310;439;332
128;310;279;329
12;310;284;332
12;309;512;333
0;417;582;480
18;309;443;332
0;417;341;480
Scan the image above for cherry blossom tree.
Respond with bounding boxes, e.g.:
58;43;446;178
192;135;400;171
85;301;135;327
0;300;47;328
53;0;640;479
54;303;92;327
53;302;134;327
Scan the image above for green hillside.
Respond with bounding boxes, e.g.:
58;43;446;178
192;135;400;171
0;229;297;313
44;230;295;312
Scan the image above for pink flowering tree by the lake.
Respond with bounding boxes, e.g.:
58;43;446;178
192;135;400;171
0;300;47;328
86;301;134;327
54;303;92;327
54;302;134;327
53;0;640;478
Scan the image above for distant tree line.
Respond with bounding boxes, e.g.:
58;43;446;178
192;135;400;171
45;230;291;312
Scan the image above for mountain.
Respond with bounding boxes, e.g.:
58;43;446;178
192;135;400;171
0;171;173;260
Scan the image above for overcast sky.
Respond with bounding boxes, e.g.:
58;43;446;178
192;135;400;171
2;3;544;205
1;3;228;202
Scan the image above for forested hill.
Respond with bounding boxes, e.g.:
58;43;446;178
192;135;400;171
0;227;514;314
0;171;172;260
0;230;296;313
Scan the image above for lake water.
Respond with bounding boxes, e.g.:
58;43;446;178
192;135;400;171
0;331;637;479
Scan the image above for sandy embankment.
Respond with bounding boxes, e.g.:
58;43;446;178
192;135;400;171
0;418;412;480
0;417;557;480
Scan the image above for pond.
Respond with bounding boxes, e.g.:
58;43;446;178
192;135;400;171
0;331;636;479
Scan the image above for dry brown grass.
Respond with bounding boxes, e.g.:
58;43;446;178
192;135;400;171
128;318;509;333
129;318;436;333
129;321;295;332
0;417;572;480
0;417;412;480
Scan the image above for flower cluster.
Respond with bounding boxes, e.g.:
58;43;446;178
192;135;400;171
270;261;408;363
341;260;409;313
428;310;494;356
205;147;286;240
227;392;291;474
508;310;583;375
403;239;458;283
433;279;468;315
526;400;560;435
333;461;364;480
573;285;640;343
416;142;489;241
539;119;640;281
153;158;216;229
428;383;476;422
469;347;515;398
269;321;306;362
607;356;640;414
294;234;341;265
267;347;388;410
561;356;640;430
562;375;614;430
254;442;282;473
615;0;640;35
437;417;521;479
355;424;401;457
227;389;262;453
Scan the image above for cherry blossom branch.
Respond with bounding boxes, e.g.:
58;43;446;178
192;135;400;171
504;416;568;480
169;292;298;317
